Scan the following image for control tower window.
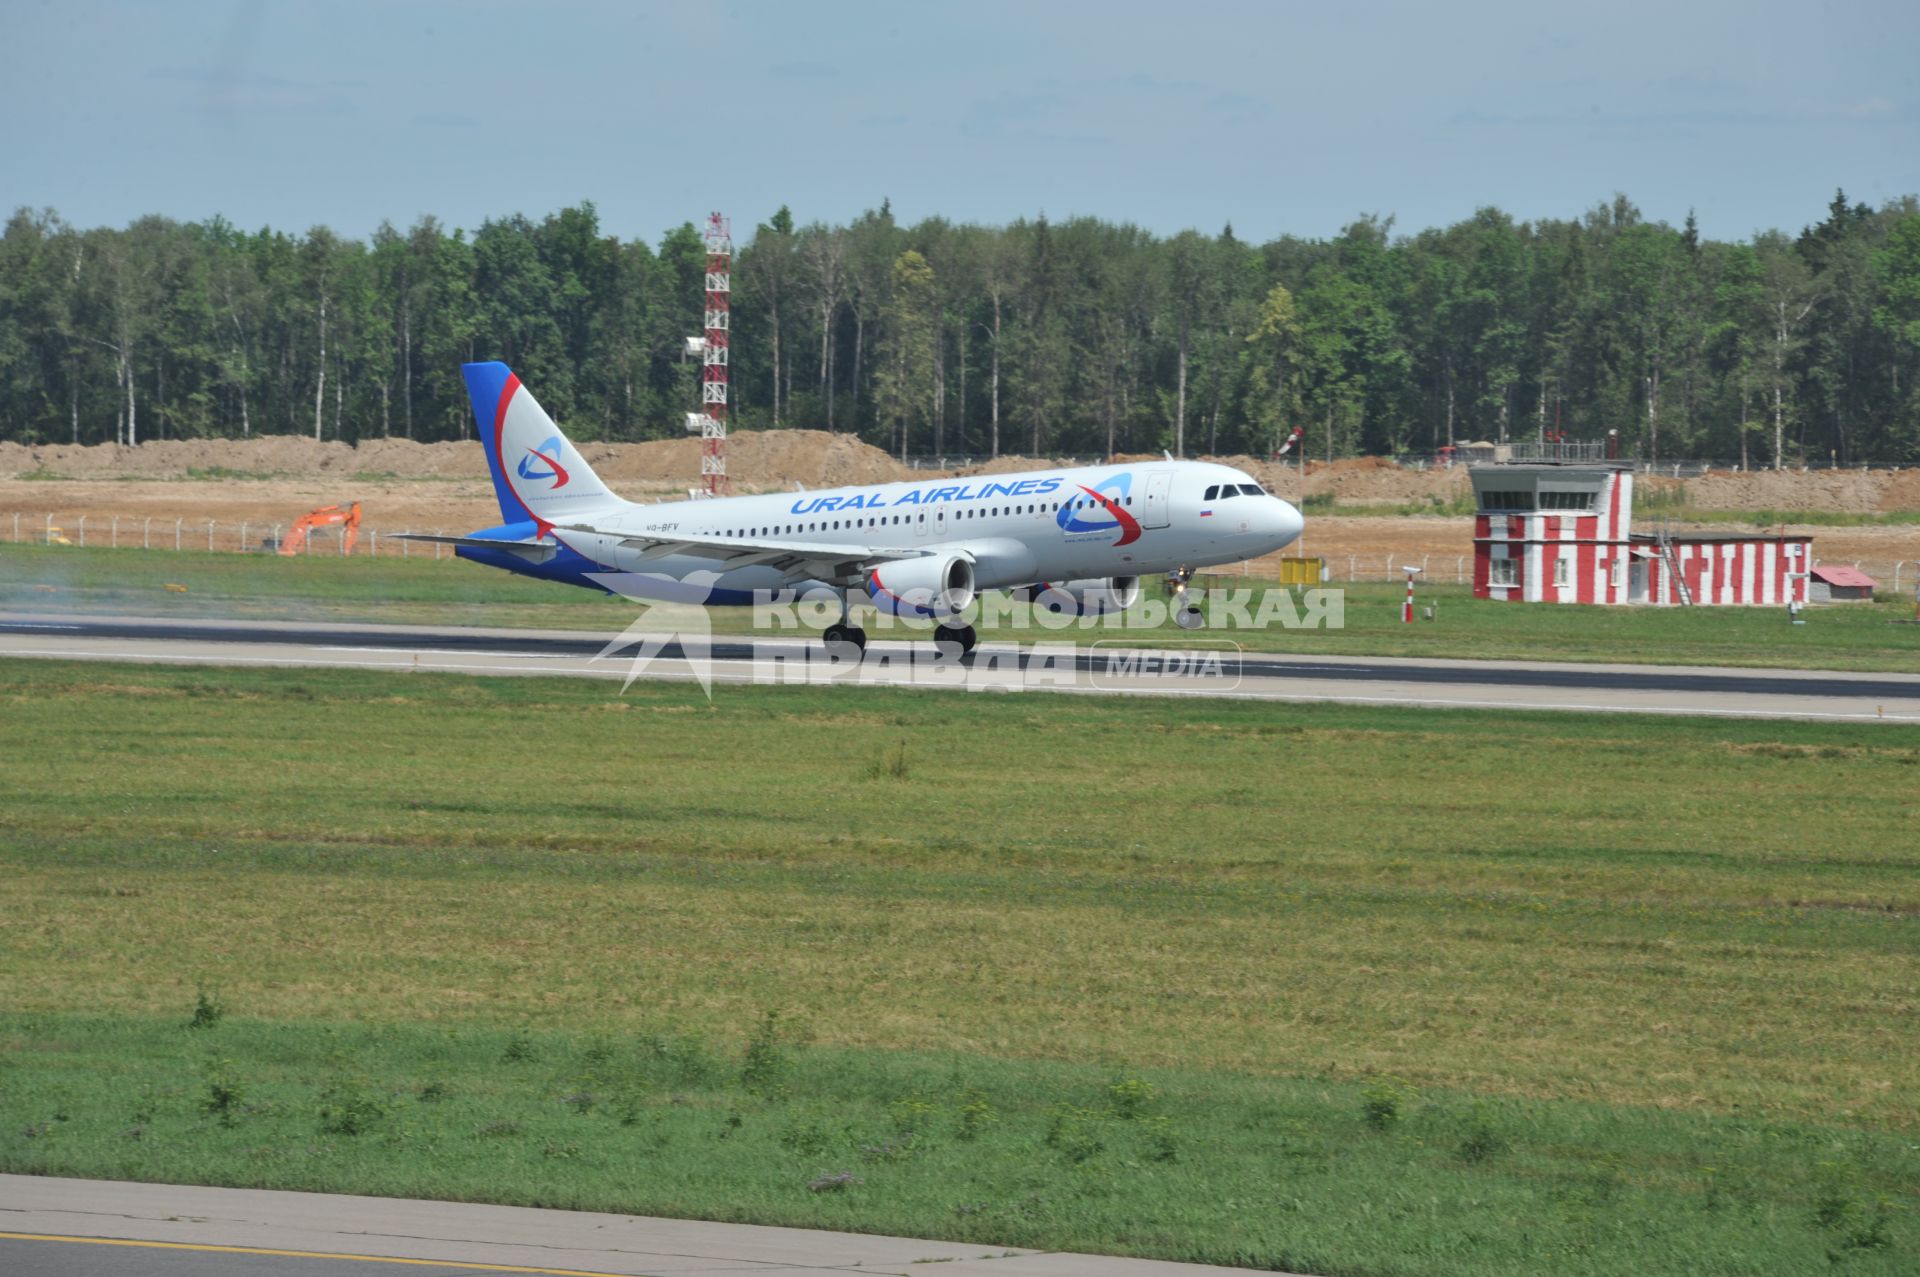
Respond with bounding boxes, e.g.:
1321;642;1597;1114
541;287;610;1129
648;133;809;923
1539;491;1595;512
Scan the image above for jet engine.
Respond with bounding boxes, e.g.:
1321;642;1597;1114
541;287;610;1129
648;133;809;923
1014;576;1141;616
866;554;976;618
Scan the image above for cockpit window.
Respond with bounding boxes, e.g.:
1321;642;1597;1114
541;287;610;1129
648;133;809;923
1203;484;1219;501
1239;483;1264;497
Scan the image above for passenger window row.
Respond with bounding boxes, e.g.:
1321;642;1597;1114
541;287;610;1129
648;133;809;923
701;495;1136;540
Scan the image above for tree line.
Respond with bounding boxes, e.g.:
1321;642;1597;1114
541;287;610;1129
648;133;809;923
3;191;1918;466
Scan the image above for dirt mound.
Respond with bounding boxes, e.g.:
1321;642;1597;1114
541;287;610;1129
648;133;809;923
0;429;915;493
1683;468;1884;514
1200;454;1466;506
0;437;346;478
344;438;487;478
0;435;501;480
1328;466;1467;506
584;430;916;491
1874;468;1920;512
957;454;1084;476
732;431;917;488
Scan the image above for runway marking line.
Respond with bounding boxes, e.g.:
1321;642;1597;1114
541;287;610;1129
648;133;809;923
0;1232;641;1276
7;643;1920;721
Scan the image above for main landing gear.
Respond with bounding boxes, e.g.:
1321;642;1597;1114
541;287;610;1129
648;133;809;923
933;622;978;660
823;620;974;661
821;591;977;662
823;622;868;660
823;589;869;661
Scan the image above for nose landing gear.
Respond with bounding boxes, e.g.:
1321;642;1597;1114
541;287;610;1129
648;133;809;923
1166;567;1208;629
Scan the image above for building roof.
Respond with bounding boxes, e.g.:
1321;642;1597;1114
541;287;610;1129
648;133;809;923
1811;565;1878;588
1627;532;1811;545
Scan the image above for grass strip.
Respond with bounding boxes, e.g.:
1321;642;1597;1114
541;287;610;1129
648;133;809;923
1;1012;1912;1276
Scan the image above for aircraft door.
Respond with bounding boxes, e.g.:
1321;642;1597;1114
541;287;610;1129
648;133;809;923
933;504;947;537
1140;470;1173;528
914;509;929;538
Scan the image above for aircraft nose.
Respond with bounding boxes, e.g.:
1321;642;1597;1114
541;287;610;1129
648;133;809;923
1269;497;1304;550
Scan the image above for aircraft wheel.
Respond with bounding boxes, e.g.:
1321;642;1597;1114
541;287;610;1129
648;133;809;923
824;624;866;662
933;623;977;660
1174;605;1207;630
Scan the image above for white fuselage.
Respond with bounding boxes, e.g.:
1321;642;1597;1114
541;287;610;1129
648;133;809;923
547;460;1304;601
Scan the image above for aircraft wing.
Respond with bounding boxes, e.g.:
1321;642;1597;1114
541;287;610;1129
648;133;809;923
388;533;556;563
554;522;931;585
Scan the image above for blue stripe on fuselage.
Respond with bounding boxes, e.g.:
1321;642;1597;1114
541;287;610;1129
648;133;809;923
455;521;610;590
453;522;760;604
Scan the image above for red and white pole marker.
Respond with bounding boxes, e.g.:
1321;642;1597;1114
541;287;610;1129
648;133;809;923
1402;565;1419;623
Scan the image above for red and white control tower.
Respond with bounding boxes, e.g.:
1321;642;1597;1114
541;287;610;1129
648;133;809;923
683;212;732;496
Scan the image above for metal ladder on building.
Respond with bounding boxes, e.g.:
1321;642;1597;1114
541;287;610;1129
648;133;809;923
1654;521;1694;606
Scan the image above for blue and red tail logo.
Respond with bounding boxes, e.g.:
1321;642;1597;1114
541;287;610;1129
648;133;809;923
516;435;571;488
1057;473;1142;546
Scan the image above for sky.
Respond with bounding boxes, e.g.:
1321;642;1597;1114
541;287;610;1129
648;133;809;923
4;0;1917;248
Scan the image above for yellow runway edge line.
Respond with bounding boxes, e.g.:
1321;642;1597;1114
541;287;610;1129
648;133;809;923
0;1232;643;1277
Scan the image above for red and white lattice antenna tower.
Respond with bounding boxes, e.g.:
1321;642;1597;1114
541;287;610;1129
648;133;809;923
683;213;732;497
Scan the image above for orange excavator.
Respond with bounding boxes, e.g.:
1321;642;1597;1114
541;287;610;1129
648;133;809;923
277;502;362;555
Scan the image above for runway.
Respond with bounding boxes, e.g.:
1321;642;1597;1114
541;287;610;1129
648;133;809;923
4;612;1920;722
0;1175;1290;1276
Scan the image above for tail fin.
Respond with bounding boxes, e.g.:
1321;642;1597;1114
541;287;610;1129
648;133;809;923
462;362;619;528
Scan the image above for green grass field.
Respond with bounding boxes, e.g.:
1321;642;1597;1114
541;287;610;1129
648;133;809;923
5;541;1918;671
2;659;1916;1273
5;1014;1910;1276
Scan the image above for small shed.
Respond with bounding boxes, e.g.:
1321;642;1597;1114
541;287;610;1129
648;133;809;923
1809;564;1878;602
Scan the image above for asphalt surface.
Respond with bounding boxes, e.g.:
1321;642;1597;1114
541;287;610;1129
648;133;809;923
0;1175;1290;1276
4;612;1920;721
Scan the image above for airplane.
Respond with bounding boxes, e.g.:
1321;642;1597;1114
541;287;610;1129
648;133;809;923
399;361;1306;658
